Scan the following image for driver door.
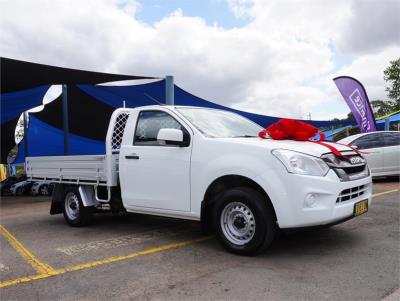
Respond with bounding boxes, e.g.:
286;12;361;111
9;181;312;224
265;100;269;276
119;110;192;212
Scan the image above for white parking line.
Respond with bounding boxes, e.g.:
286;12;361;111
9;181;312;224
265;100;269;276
0;263;10;272
56;227;194;256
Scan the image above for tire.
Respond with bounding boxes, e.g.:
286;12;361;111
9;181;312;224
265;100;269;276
213;187;276;255
39;185;49;196
16;187;24;196
62;187;94;227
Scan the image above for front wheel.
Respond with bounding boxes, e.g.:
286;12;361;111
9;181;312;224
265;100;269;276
63;187;93;227
214;187;276;255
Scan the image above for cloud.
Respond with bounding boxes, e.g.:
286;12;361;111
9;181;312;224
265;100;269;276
336;0;400;54
0;0;398;120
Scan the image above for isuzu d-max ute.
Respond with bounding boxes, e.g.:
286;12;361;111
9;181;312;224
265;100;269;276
26;106;372;254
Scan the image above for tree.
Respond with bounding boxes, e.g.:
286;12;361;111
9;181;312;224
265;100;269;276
383;58;400;109
346;112;355;121
370;99;397;118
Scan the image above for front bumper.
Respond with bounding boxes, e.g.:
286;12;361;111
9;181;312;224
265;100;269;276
254;168;373;228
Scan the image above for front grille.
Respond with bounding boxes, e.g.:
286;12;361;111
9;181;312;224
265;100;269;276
321;151;369;181
336;185;368;203
342;165;366;175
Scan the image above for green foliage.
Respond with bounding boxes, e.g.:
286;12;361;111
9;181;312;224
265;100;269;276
370;99;397;118
346;111;355;121
363;58;400;119
383;58;400;108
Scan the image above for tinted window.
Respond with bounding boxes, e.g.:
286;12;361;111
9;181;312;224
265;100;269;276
352;133;382;149
383;132;400;147
134;111;184;146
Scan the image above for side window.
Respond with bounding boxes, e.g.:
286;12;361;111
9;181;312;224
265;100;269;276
352;133;382;149
134;111;184;146
383;132;400;147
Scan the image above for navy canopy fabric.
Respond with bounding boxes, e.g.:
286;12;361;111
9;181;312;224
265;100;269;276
14;116;105;163
80;81;353;128
1;85;50;123
0;57;156;163
32;84;115;142
1;57;156;93
1;85;50;163
78;81;166;108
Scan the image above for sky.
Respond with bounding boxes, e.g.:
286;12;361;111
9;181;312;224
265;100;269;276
1;0;399;120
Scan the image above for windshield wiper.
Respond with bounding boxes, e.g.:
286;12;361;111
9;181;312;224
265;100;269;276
231;135;258;138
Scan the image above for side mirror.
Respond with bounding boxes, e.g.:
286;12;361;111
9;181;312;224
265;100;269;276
157;128;184;146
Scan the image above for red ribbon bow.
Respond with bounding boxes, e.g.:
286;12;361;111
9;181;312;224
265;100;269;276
258;118;362;158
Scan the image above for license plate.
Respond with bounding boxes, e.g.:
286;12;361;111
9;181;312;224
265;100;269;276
354;199;368;217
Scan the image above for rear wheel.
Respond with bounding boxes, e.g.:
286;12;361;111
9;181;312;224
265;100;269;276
63;187;93;227
214;187;276;255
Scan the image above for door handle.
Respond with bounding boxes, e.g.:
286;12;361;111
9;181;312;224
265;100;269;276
125;154;140;159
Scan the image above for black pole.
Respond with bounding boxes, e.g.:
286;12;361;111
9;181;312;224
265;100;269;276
62;84;69;155
23;112;28;157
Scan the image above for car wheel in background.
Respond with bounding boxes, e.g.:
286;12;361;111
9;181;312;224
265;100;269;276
16;187;24;196
39;185;49;196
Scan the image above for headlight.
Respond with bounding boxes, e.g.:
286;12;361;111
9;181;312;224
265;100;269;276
272;149;330;176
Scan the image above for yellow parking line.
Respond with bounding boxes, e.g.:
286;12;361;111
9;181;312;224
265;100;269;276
54;236;211;275
373;189;399;198
0;273;52;289
0;225;56;275
0;236;211;289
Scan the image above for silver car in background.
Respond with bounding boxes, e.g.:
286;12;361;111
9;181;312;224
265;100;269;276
9;180;34;195
338;131;400;177
30;181;54;196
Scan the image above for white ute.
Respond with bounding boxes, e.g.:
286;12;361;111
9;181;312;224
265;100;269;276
26;106;373;254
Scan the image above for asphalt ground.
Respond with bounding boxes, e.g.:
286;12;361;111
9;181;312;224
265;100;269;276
0;179;398;301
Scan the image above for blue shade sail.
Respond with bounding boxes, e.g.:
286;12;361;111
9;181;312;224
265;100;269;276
14;116;105;164
1;85;50;124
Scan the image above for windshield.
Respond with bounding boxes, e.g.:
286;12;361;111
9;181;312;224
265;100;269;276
177;108;263;138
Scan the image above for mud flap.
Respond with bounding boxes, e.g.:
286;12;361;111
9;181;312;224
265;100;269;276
50;184;64;215
200;200;213;234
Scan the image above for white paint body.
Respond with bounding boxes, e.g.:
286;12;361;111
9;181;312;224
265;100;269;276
26;106;374;228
